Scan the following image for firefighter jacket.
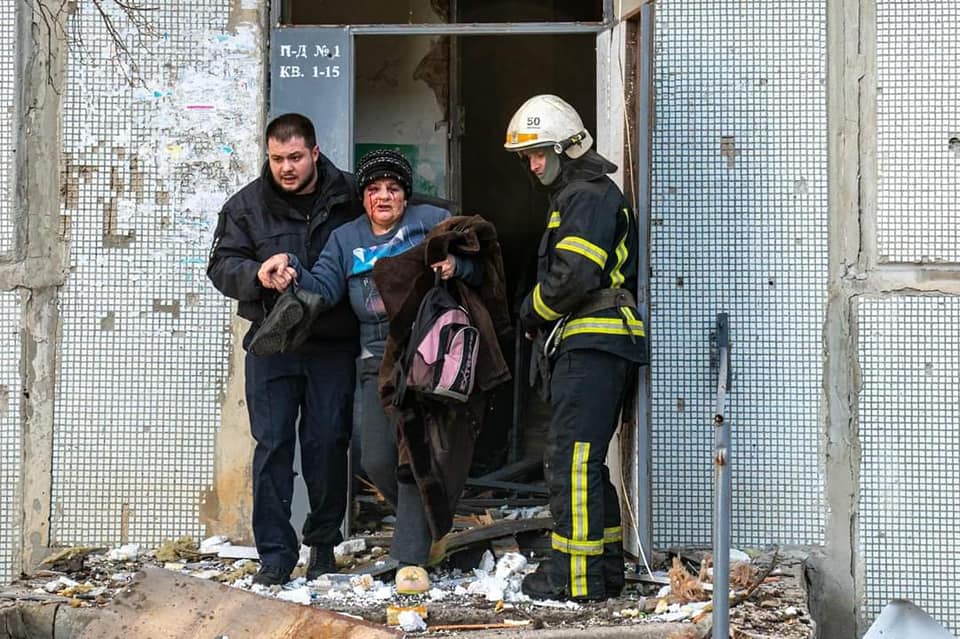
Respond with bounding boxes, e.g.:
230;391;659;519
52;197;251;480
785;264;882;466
519;149;648;364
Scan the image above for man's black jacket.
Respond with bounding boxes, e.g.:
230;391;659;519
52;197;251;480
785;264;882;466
207;153;363;352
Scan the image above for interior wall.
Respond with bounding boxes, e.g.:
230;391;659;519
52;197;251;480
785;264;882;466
288;0;602;24
459;33;596;467
289;0;446;25
456;0;602;22
460;34;597;305
354;35;449;198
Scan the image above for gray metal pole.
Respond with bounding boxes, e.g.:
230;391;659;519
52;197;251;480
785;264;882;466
712;313;730;639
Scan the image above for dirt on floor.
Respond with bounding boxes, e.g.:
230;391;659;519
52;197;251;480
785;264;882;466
0;520;814;639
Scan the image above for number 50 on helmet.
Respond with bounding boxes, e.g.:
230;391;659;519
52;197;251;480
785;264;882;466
503;94;594;159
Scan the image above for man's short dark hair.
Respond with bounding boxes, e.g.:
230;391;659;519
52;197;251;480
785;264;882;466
265;113;317;149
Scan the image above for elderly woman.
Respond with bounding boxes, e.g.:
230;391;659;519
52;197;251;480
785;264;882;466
258;149;481;574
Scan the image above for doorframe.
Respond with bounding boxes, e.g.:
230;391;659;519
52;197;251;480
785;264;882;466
267;0;655;554
272;0;615;31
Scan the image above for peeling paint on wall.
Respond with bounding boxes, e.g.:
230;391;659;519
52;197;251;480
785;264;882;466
412;37;449;116
52;1;264;548
355;34;448;197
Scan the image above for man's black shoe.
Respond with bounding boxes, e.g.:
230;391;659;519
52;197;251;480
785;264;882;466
248;288;304;356
252;564;291;586
306;545;336;580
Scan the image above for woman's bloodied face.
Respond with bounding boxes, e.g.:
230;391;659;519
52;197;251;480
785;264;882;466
363;177;407;235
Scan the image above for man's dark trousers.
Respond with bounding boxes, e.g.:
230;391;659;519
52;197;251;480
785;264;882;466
245;349;355;573
545;349;633;599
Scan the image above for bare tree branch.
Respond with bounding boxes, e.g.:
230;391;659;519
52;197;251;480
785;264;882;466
21;0;70;89
25;0;160;88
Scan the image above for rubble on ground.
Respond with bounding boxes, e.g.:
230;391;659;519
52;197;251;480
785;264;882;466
0;504;813;638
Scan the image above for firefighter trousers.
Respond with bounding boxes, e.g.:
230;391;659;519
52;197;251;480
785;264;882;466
545;349;635;599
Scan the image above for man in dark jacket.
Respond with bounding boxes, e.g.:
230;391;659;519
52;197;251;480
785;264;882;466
207;113;362;585
504;95;648;601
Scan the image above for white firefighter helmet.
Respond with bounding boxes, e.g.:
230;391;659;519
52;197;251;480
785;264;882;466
503;94;594;159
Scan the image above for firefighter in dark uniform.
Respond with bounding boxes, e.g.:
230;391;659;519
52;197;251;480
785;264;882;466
504;94;648;601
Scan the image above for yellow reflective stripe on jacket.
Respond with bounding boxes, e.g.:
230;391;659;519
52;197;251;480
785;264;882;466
532;284;562;321
551;532;604;555
603;526;623;544
609;208;630;288
562;315;646;339
547;211;562;229
556;236;608;270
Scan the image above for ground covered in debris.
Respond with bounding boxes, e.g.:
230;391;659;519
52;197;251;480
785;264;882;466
1;502;814;638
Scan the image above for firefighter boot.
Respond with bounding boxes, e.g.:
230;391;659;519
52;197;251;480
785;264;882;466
521;558;566;601
604;541;626;598
523;555;610;602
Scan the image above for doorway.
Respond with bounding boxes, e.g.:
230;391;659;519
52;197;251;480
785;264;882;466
457;33;597;469
278;0;601;474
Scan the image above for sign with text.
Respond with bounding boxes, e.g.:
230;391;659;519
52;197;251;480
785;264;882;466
269;27;353;170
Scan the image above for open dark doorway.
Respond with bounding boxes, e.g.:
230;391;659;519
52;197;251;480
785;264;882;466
458;32;597;473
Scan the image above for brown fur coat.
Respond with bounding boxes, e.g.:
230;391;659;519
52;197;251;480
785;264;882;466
372;215;511;539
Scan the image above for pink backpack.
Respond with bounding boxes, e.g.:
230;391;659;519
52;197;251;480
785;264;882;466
396;277;479;403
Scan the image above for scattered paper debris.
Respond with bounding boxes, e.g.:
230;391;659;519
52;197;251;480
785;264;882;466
397;609;427;632
335;539;366;557
275;586;313;605
106;544;140;561
217;545;259;560
199;535;230;554
864;599;953;639
387;604;427;626
43;576;79;593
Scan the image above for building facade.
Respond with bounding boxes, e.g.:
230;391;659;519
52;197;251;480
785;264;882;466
0;2;957;637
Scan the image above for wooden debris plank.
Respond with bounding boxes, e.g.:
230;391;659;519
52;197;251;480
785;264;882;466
476;458;542;482
443;517;553;554
458;498;548;508
464;478;549;495
347;517;554;577
75;566;400;639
